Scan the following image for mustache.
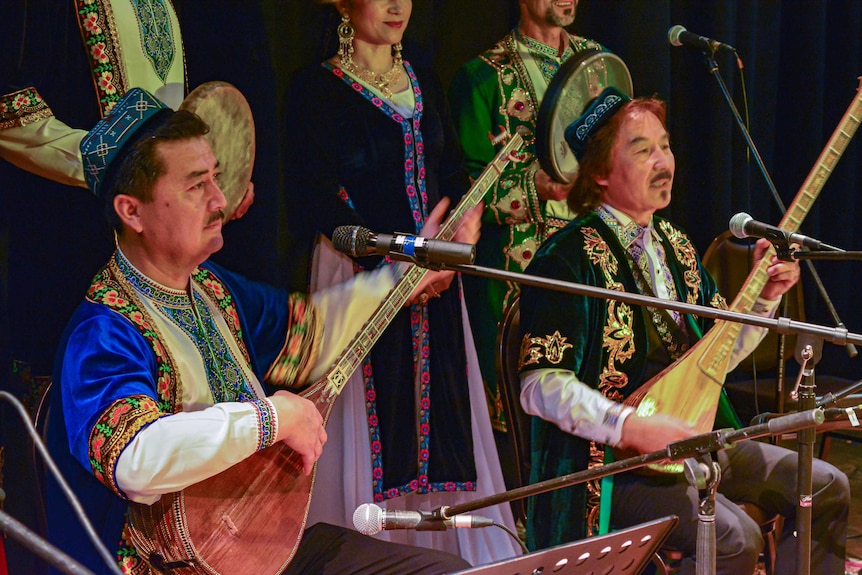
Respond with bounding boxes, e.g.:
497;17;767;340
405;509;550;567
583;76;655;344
207;210;226;226
651;171;673;184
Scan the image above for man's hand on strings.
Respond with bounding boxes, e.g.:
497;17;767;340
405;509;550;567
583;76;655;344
620;412;697;455
270;390;327;476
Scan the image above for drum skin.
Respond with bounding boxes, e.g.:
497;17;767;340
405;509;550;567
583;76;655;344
181;81;256;217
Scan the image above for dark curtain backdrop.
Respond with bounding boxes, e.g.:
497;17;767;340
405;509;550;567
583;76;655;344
259;0;862;377
1;1;860;572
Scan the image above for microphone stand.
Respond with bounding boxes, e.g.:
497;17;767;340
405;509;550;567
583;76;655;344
790;339;820;575
437;262;862;348
431;411;824;549
684;455;721;575
0;507;95;575
700;52;858;359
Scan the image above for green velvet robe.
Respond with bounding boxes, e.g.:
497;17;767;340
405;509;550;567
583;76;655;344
518;212;741;549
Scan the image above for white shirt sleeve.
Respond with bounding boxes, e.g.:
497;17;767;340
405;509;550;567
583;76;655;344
519;297;780;448
116;400;275;504
520;368;635;447
115;265;401;503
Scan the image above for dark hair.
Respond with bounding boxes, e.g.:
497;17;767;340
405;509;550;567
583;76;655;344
102;110;210;231
567;97;667;215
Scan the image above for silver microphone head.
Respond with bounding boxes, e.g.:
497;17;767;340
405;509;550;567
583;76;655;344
728;212;753;239
332;226;374;257
353;502;383;535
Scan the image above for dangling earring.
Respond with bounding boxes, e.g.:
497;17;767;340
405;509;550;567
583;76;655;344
337;12;355;65
392;42;403;66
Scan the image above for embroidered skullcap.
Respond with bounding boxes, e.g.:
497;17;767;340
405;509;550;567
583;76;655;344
80;87;173;197
564;86;632;161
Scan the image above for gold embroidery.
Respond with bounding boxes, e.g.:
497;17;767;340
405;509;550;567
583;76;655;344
711;292;728;310
506;88;533;121
581;225;638;535
583;227;619;278
660;220;701;304
506;236;540;270
494;185;528;221
520;331;573;366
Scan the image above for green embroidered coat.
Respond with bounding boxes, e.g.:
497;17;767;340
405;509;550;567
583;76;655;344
517;213;741;549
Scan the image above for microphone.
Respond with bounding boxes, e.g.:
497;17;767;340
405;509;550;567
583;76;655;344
668;25;736;54
728;212;827;250
332;225;475;266
353;503;494;535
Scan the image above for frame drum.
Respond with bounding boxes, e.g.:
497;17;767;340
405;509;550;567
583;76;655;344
536;50;633;184
181;81;255;217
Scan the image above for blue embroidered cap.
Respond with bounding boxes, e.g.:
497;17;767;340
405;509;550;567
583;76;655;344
564;86;632;161
80;87;171;197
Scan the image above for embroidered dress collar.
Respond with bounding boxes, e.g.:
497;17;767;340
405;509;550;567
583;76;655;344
514;28;575;86
115;248;191;308
515;27;573;61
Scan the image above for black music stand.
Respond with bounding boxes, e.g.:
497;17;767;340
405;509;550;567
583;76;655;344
452;516;678;575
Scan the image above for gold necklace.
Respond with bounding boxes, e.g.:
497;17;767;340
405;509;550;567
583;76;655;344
340;52;403;99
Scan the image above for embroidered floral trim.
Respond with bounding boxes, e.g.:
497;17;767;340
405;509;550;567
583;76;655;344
192;267;250;363
117;520;150;574
117;251;190;308
582;225;632;534
251;399;278;451
326;60;429;232
583;226;619;278
89;395;164;497
76;0;128;116
265;293;322;389
597;211;689;358
0;87;53;130
88;257;182;413
506;236;540;271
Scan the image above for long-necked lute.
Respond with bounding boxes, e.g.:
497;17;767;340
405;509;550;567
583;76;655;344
125;133;523;574
622;80;862;470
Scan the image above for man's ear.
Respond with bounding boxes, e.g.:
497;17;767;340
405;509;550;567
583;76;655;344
113;194;144;234
594;174;609;187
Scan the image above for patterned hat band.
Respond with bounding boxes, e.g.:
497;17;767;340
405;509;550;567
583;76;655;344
564;86;632;161
80;88;173;198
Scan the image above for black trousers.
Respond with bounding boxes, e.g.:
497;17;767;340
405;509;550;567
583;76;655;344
283;522;472;575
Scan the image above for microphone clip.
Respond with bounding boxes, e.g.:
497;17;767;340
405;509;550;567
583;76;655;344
414;510;449;531
772;241;798;262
